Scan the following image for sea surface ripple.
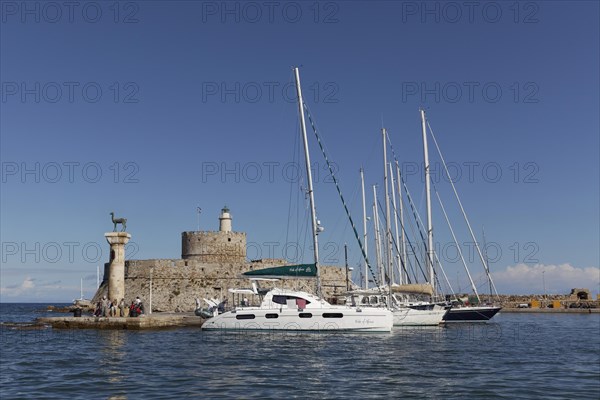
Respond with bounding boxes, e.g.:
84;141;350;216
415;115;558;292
1;304;599;399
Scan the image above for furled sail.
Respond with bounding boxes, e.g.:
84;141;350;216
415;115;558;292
243;263;317;278
391;284;434;296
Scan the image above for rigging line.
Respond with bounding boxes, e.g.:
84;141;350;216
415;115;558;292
328;180;360;241
427;120;500;299
400;187;429;278
285;120;301;251
386;136;437;284
400;188;422;283
432;242;457;300
386;134;429;242
285;69;301;254
389;197;444;294
377;198;427;284
431;178;480;301
298;101;352;245
389;221;412;284
433;252;455;299
301;200;310;264
388;194;412;283
432;256;444;299
389;197;435;288
386;135;430;253
398;194;425;281
374;198;391;284
303;103;382;291
388;182;419;283
398;186;431;285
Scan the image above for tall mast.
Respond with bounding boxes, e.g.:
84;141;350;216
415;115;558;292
389;162;402;285
396;162;407;284
372;185;382;286
427;119;500;300
382;128;393;307
293;67;321;297
360;167;368;289
420;109;435;292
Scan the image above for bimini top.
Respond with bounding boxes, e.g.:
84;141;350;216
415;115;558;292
243;263;317;279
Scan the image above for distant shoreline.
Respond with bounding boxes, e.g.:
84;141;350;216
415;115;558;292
501;308;599;314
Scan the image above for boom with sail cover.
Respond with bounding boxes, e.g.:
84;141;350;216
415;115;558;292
243;264;317;278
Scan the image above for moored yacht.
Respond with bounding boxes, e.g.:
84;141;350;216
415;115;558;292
202;286;393;332
201;67;393;333
442;304;501;322
345;285;447;326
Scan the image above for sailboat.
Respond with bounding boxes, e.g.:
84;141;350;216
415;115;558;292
345;127;447;326
73;278;92;308
418;109;501;322
201;68;393;332
345;288;447;326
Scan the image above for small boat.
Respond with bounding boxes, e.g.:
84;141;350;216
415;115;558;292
72;278;92;309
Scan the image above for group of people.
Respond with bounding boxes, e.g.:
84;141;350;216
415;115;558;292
93;296;144;317
129;297;145;317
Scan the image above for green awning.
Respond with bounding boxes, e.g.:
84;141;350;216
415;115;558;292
243;263;317;278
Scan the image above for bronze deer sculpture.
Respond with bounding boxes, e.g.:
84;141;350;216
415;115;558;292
110;212;127;232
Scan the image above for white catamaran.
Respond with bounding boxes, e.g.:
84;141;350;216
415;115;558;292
201;68;393;333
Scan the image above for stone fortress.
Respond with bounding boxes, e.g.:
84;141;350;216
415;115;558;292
92;207;347;312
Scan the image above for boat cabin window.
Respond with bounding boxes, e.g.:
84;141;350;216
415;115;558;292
272;295;311;306
235;314;255;320
322;313;343;318
265;313;279;319
299;313;312;318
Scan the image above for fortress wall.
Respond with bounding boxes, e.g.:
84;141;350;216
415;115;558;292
93;258;348;312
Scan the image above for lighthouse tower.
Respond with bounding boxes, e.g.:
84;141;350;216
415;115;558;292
181;206;246;263
219;206;232;232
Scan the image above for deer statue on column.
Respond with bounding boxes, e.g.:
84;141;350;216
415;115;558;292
110;212;127;232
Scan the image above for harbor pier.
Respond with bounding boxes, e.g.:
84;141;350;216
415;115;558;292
37;313;204;330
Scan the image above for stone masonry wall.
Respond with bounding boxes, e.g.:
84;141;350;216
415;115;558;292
181;231;246;263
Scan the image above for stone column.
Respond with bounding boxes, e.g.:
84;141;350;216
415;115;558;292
105;232;131;304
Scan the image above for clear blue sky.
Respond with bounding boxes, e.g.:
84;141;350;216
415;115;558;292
1;1;598;301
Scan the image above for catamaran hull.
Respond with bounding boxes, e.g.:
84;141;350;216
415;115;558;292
393;307;447;326
202;308;393;332
443;306;501;322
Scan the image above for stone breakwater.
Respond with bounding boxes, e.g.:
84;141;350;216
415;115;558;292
463;294;599;309
37;313;203;330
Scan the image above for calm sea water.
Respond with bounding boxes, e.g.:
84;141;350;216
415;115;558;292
1;303;599;399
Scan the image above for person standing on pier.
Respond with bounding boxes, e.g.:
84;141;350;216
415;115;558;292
110;299;118;317
136;297;145;315
101;296;109;317
118;298;126;317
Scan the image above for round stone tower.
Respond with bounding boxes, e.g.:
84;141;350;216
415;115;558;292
181;206;246;263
